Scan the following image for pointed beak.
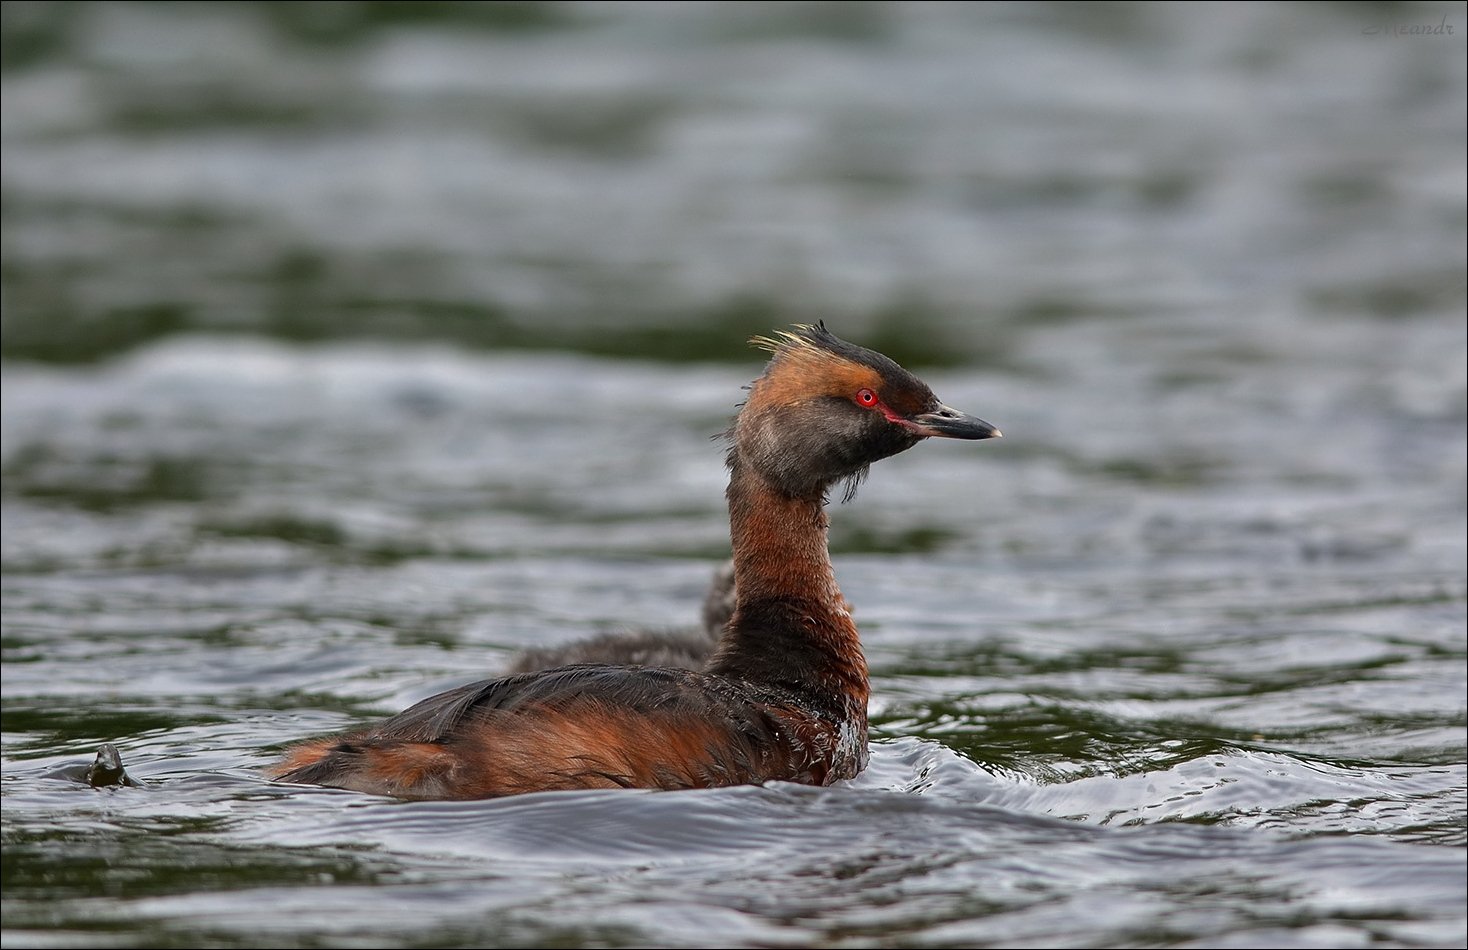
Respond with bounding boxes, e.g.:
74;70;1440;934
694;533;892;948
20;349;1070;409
909;405;1002;440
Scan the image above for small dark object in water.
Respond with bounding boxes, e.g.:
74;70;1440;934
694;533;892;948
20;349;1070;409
85;744;143;788
504;561;736;673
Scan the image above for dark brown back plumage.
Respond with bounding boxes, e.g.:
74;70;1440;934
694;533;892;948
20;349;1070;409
502;561;735;674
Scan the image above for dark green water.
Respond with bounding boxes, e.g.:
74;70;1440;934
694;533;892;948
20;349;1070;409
3;3;1465;948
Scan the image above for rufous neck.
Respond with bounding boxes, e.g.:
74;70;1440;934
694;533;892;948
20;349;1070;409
707;455;868;713
727;461;841;607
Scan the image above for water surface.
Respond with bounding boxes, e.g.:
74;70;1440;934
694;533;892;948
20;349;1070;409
3;3;1465;948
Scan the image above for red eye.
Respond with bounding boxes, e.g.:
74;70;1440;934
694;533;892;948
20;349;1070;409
856;388;877;407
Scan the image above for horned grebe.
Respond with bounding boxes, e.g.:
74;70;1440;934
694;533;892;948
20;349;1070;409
270;324;999;799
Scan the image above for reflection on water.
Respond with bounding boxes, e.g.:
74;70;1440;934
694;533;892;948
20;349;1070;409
2;2;1465;948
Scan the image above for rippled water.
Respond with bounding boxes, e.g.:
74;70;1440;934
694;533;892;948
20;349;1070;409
3;3;1465;949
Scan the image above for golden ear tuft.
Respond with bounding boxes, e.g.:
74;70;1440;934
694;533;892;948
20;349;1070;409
749;324;823;356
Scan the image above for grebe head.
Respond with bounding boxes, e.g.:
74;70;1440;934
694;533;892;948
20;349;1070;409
733;323;1000;500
